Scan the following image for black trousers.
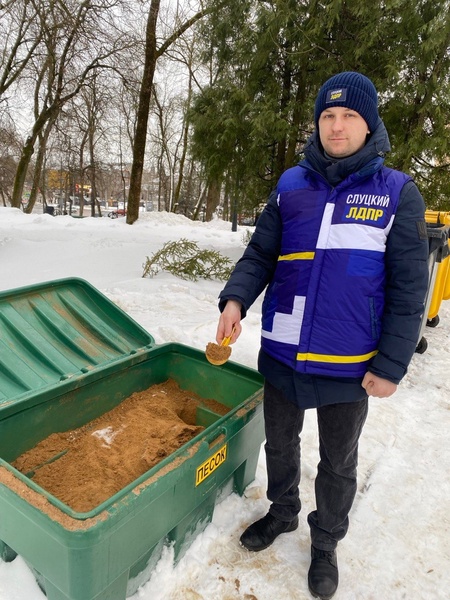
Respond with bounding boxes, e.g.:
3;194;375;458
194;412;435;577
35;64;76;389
263;380;369;551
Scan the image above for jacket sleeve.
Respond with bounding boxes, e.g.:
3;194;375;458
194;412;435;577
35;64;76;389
369;180;429;383
218;190;282;317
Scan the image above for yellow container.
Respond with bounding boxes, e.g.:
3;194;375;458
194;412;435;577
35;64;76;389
425;210;450;225
444;259;450;301
428;253;449;319
424;212;450;321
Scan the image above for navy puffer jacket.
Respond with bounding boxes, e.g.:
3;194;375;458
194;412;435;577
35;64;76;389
219;121;429;409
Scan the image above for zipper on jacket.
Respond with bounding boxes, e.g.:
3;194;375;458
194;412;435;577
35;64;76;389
369;297;380;340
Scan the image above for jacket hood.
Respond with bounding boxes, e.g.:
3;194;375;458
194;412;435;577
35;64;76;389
302;118;391;186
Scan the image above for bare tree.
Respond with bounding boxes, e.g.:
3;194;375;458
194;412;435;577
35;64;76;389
152;84;178;212
0;0;43;99
166;31;200;216
77;72;114;216
11;0;132;210
126;0;216;224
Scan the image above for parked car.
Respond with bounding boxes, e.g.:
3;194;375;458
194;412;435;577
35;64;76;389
107;208;126;218
44;204;62;216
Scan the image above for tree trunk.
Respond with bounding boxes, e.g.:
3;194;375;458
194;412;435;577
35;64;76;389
25;139;45;214
205;179;221;222
126;0;161;224
11;136;35;208
173;65;193;211
11;86;66;206
25;115;56;213
88;122;97;218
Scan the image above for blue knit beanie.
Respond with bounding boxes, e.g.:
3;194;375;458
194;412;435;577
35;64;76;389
314;71;379;132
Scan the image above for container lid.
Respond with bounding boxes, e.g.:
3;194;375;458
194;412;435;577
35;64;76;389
426;223;450;257
0;278;154;406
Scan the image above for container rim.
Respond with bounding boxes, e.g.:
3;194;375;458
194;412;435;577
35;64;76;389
0;386;263;522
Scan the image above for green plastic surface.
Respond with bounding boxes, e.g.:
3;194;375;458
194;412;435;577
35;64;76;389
0;278;154;407
0;279;264;600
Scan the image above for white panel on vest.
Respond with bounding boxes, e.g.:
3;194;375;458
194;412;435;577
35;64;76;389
315;203;334;249
325;222;387;251
261;295;305;344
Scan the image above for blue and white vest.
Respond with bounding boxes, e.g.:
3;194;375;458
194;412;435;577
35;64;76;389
260;163;411;377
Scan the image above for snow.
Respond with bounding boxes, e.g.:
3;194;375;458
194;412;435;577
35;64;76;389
0;206;449;600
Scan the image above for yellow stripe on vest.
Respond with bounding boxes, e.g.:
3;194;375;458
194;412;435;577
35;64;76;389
296;350;378;364
278;252;315;261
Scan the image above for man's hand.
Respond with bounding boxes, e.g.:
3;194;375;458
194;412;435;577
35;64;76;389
216;300;242;344
362;372;398;398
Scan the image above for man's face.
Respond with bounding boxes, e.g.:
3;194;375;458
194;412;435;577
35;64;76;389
318;106;369;158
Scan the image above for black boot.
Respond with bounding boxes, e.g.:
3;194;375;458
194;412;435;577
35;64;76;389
239;513;298;552
308;545;339;600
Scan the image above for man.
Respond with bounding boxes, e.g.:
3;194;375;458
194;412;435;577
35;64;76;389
215;71;429;599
